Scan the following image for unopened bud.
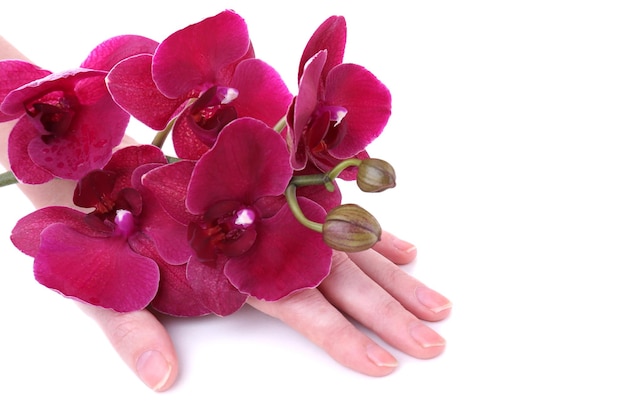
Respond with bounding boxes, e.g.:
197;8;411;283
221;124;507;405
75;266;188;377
322;204;382;252
356;158;396;192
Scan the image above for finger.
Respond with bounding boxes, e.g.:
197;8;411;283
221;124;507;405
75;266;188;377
247;289;400;377
77;303;178;391
372;230;418;265
320;252;447;360
348;248;452;322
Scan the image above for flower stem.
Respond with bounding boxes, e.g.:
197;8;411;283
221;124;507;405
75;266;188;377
289;173;335;192
326;158;362;181
273;115;287;134
0;170;17;187
285;184;323;233
152;117;176;148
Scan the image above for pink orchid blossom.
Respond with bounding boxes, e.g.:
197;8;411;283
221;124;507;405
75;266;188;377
287;16;392;179
143;117;332;313
106;10;293;160
10;145;180;312
0;35;156;184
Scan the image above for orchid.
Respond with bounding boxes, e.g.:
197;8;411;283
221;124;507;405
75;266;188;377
2;10;398;317
287;16;392;180
107;10;292;160
10;145;175;312
143;118;332;310
0;35;154;184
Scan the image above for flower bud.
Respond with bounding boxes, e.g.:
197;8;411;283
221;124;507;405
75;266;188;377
356;158;396;192
322;204;382;252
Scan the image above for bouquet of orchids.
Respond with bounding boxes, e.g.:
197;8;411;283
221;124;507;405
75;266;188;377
0;10;397;317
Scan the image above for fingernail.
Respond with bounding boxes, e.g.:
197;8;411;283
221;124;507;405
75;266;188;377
392;237;417;254
415;286;452;314
409;323;446;349
136;350;172;391
366;344;398;368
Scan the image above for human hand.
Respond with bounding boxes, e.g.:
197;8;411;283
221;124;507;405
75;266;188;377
78;230;450;391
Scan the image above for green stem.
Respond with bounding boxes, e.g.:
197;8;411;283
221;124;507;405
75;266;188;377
152;117;176;148
326;158;362;181
273;115;287;134
285;184;323;233
0;171;17;187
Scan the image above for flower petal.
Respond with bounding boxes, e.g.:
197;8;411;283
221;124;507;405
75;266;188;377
0;60;51;121
127;232;211;317
141;160;198;225
149;259;214;317
26;89;129;180
225;198;332;300
107;54;188;130
298;15;346;83
11;206;103;256
7;117;54;184
186;118;293;214
152;10;250;98
34;223;159;312
290;50;327;170
82;34;158;71
323;63;392;159
186;256;247;316
230;59;292;129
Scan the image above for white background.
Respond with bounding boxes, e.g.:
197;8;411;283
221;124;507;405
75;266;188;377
1;1;625;415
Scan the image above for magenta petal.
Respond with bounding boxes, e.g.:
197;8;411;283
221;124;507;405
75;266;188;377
170;107;212;160
0;60;51;121
186;118;293;214
27;93;128;180
7;118;54;184
150;260;214;317
152;10;250;98
82;35;159;71
230;59;292;128
141;160;198;225
107;54;188;130
290;51;327;170
186;256;247;316
298;15;346;83
1;68;104;115
127;233;209;317
133;165;192;265
11;206;103;256
323;64;392;159
34;224;159;312
225;199;332;300
105;144;167;193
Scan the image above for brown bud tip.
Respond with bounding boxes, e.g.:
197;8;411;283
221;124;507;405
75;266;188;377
322;204;382;252
356;158;396;193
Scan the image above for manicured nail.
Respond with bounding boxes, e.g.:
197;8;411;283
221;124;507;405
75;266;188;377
415;286;452;314
366;344;398;368
409;323;446;349
136;350;172;391
392;237;417;254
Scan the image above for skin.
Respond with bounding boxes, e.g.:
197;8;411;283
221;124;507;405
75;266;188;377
0;36;451;391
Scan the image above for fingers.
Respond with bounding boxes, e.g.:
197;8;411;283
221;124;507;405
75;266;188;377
247;289;400;377
320;252;447;360
348;248;452;323
372;230;418;265
77;303;178;391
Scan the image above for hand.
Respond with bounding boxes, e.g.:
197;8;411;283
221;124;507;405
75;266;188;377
79;231;450;391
